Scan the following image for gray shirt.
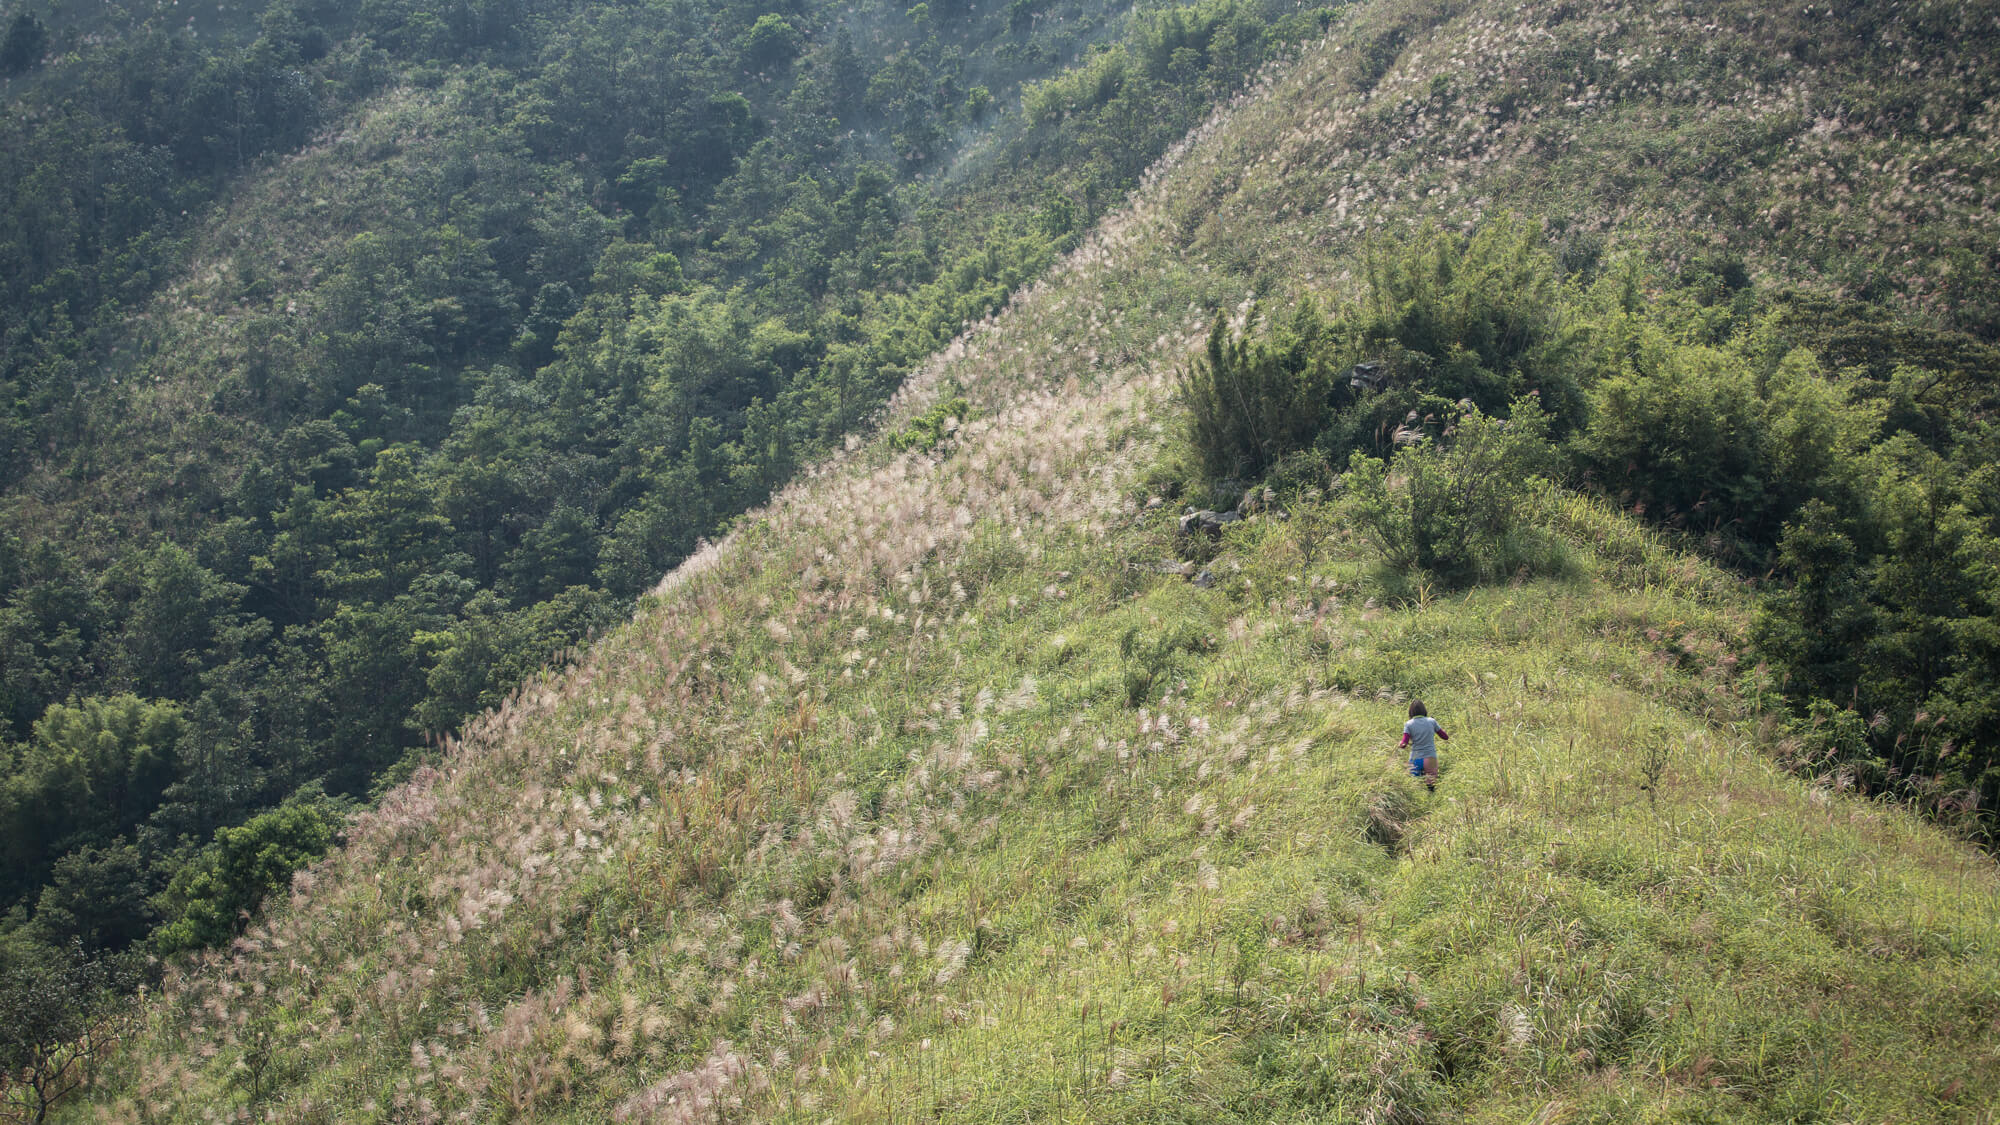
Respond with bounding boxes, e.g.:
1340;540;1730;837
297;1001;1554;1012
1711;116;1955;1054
1404;716;1444;758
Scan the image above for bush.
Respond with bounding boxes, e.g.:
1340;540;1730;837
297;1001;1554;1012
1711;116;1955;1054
887;396;972;454
0;938;140;1124
1179;220;1587;482
1354;218;1585;432
1572;330;1765;528
1118;618;1215;706
0;696;184;901
1337;397;1565;587
153;787;350;956
1179;302;1345;478
1575;329;1883;557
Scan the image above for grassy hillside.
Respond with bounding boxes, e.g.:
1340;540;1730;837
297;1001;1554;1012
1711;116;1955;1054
1176;0;2000;334
70;312;2000;1119
50;0;2000;1119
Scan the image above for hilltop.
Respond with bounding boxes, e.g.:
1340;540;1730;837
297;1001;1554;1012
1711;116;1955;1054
52;0;2000;1120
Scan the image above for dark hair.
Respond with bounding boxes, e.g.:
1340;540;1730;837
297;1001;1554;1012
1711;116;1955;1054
1408;700;1427;718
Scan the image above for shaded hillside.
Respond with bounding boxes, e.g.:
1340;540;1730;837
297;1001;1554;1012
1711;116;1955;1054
1183;0;2000;333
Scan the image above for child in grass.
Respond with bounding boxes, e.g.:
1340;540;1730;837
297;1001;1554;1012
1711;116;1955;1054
1401;700;1448;790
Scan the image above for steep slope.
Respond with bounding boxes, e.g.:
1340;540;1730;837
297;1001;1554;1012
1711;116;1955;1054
66;0;2000;1120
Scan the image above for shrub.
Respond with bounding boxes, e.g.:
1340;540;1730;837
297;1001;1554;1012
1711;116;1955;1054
887;396;972;454
153;787;350;956
1360;218;1561;384
1575;331;1883;557
0;696;184;901
1179;302;1345;478
1354;218;1585;432
1337;397;1565;587
1118;618;1214;706
1181;220;1587;482
0;939;139;1124
1572;330;1765;529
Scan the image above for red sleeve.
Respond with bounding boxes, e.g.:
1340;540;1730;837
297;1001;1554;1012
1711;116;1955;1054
1399;732;1411;748
1437;726;1449;741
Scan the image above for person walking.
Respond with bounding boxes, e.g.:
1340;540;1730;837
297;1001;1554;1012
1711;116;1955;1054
1401;701;1448;790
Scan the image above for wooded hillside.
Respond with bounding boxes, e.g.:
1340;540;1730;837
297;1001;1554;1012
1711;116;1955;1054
0;0;1327;986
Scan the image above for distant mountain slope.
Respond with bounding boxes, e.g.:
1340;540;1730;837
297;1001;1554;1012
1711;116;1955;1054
0;0;1326;962
61;0;2000;1120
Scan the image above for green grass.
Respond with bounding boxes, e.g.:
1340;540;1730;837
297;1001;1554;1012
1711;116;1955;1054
72;444;2000;1121
1173;0;2000;337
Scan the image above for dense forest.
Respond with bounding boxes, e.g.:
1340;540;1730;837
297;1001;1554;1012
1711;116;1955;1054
0;0;1332;997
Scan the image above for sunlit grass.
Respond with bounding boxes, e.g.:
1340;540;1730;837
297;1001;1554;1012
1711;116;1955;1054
79;427;2000;1120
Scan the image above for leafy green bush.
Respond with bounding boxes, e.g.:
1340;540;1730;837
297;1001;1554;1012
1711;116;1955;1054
1575;327;1885;555
1117;617;1214;706
153;787;350;955
887;396;973;454
1356;218;1572;410
1337;397;1566;587
0;696;184;901
1179;302;1345;478
1572;333;1768;523
0;937;139;1125
1179;220;1589;485
31;843;156;954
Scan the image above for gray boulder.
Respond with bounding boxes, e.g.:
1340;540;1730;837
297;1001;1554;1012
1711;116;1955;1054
1178;509;1241;536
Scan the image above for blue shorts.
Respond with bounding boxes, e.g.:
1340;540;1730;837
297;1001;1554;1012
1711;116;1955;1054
1409;755;1436;778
